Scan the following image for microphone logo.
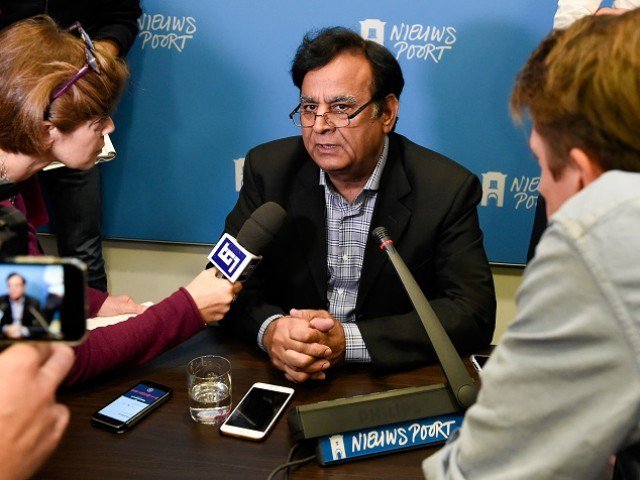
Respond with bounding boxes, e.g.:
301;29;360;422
208;233;257;282
217;241;243;274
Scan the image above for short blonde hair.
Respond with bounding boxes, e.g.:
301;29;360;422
511;9;640;178
0;15;129;155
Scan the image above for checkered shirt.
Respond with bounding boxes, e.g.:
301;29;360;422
257;136;389;364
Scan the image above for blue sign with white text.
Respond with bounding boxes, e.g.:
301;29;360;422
317;413;463;464
99;0;556;265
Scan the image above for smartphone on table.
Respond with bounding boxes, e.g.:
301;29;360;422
0;257;86;344
220;382;294;441
91;381;173;434
470;354;490;373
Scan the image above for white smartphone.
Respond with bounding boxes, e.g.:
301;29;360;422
470;354;490;373
220;382;294;441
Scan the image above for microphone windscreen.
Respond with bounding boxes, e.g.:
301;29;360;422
236;202;286;255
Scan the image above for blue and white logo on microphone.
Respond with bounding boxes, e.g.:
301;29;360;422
209;233;252;282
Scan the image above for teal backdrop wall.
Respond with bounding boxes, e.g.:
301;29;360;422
101;0;557;265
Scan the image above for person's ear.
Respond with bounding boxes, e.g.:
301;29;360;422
380;94;399;133
568;147;603;189
42;121;58;149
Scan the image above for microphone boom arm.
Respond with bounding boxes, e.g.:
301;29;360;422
373;227;478;409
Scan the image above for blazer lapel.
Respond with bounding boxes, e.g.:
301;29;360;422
357;137;411;311
289;157;328;304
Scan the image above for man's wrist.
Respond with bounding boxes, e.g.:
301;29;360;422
342;323;372;363
257;314;284;351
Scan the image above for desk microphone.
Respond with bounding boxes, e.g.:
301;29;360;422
287;226;478;465
208;202;286;282
372;226;478;408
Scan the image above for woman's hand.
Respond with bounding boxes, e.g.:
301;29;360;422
96;295;147;317
185;269;242;324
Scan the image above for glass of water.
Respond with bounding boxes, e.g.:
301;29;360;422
187;355;232;425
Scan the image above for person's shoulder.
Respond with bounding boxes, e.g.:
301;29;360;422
391;133;475;182
243;136;310;179
555;171;640;232
246;136;306;161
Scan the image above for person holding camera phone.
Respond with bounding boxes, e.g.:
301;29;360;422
0;343;75;480
0;16;241;385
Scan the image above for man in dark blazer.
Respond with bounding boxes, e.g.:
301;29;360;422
224;27;496;383
0;273;42;339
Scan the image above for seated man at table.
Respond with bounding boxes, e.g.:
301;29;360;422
223;27;496;383
0;272;43;339
423;9;640;479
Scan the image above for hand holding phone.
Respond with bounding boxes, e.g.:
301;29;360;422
220;382;294;441
0;343;74;479
91;381;172;434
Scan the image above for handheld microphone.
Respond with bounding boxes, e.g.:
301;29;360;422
208;202;286;282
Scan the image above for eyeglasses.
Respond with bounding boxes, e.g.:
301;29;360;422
289;98;378;128
49;22;100;103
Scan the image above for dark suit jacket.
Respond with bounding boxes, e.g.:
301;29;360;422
0;294;42;329
0;1;142;56
224;133;496;372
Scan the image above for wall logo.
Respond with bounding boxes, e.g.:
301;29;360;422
360;19;386;45
481;172;507;207
234;157;245;192
329;435;346;460
138;13;196;52
481;171;540;210
360;18;457;63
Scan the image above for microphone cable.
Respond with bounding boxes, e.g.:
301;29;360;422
267;441;315;480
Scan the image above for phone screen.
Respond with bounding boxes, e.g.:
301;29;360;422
98;383;170;423
0;260;86;342
225;386;292;432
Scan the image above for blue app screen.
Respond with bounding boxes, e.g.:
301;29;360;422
98;383;166;422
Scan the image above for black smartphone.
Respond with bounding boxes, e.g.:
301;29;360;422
91;381;173;434
0;257;86;343
470;354;490;372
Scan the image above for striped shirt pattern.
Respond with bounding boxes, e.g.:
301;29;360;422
321;136;389;362
257;136;389;365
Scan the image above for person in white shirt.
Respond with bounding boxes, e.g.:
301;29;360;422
554;0;639;28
